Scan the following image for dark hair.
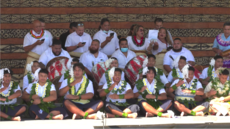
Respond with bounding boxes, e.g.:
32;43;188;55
98;18;110;30
72;57;79;63
154;18;163;23
73;63;85;71
3;68;13;76
52;38;62;46
115;68;122;74
110;57;118;61
223;22;230;27
143;67;157;78
37;18;45;23
180;56;187;61
128;24;138;36
188;66;195;72
39;69;49;75
174;38;181;41
221;69;229;75
33;61;39;64
119;38;127;44
92;39;100;44
214;55;223;60
69;22;78;29
147;54;156;60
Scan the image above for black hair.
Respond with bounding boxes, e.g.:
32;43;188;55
143;67;157;78
214;55;223;60
72;57;79;63
115;68;122;74
98;18;110;30
69;22;78;29
39;69;49;75
110;57;118;61
92;39;100;44
52;38;62;46
154;18;163;23
33;61;39;64
147;54;156;60
221;69;229;75
223;22;230;27
188;66;195;72
180;56;187;61
3;68;13;76
119;38;128;44
73;63;85;71
37;18;45;23
174;38;181;41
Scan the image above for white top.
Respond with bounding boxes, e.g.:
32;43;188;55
65;32;92;53
99;71;125;86
23;30;53;55
167;68;183;83
79;51;108;72
204;81;230;95
0;83;21;105
171;77;202;96
93;30;119;56
151;39;170;55
102;81;131;103
23;73;37;90
26;83;56;97
163;47;195;69
39;47;71;66
59;78;94;99
147;29;173;44
111;49;136;69
126;36;148;51
59;73;88;83
199;67;216;79
133;78;166;99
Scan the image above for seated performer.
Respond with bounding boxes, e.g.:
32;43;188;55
204;68;230;115
0;68;26;121
199;55;225;87
111;38;136;69
169;65;209;116
133;67;173;117
59;63;104;119
39;38;71;67
100;67;140;118
23;61;40;91
23;69;67;120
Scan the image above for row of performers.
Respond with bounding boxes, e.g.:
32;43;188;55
1;54;230;121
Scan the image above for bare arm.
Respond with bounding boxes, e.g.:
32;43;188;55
24;40;43;52
8;90;21;100
42;91;57;102
123;89;134;99
163;65;172;73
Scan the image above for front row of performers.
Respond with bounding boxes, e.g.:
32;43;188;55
1;54;230;121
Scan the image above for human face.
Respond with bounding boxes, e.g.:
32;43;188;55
32;62;40;74
101;21;110;31
74;66;84;79
215;58;223;69
3;73;11;84
89;41;99;54
178;59;186;70
33;20;42;34
158;29;166;39
186;70;194;82
110;60;118;68
76;26;84;36
223;25;230;37
147;57;156;67
173;40;183;51
136;27;144;37
219;74;228;84
38;73;48;84
40;22;46;30
52;45;62;56
146;70;155;81
155;22;163;29
113;71;121;83
119;40;128;48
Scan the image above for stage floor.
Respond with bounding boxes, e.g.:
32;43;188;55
1;116;230;129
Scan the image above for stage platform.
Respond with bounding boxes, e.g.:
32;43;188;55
1;116;230;129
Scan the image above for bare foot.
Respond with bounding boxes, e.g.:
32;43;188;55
180;112;184;117
12;116;21;121
146;112;154;117
196;112;204;116
72;114;81;120
35;115;39;119
161;113;172;118
127;113;138;119
106;113;115;118
87;113;97;119
52;114;64;120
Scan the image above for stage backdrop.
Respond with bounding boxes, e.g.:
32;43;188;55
1;0;230;82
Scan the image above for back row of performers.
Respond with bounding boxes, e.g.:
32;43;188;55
1;53;230;121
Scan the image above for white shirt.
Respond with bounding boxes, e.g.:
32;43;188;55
26;83;56;97
111;49;136;69
204;81;230;95
39;47;71;66
171;77;202;96
163;47;195;69
23;30;53;55
93;30;119;56
200;67;216;79
99;71;125;86
151;39;170;55
133;78;166;99
59;78;94;99
59;73;88;83
167;68;183;83
0;83;21;105
65;32;92;53
23;73;37;90
79;51;108;72
126;36;148;51
102;81;131;103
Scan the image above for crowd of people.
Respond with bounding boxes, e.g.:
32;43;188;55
1;17;230;121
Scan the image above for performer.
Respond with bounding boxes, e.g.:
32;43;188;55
133;67;173;117
23;69;67;120
0;68;26;121
212;22;230;68
169;65;209;116
100;67;140;118
59;63;104;120
204;68;230;115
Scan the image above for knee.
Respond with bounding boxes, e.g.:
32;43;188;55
64;100;70;106
141;102;148;107
98;101;104;107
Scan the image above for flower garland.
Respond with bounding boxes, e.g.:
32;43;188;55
29;80;55;113
216;33;230;46
27;71;34;83
179;79;198;90
207;66;215;81
35;82;48;98
211;78;230;98
30;30;44;39
132;35;145;47
172;68;182;79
